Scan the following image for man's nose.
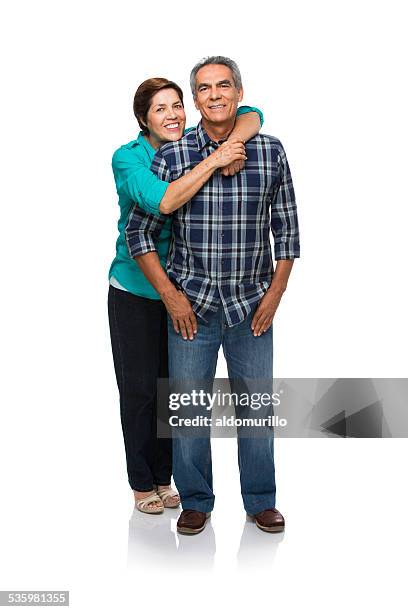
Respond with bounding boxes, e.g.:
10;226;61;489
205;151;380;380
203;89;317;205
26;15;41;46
209;86;221;100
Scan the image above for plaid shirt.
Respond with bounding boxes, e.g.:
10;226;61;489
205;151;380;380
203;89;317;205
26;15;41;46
126;122;300;327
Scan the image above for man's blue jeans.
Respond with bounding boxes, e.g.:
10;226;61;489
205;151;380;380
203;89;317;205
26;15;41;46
167;306;276;515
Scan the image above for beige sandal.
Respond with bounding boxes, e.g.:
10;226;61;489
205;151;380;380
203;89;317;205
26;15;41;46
135;492;164;514
155;487;180;508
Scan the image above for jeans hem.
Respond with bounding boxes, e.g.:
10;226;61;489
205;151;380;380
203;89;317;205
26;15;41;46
244;498;277;515
181;501;214;513
129;484;155;493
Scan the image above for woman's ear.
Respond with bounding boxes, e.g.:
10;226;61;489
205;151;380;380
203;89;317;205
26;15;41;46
138;115;148;130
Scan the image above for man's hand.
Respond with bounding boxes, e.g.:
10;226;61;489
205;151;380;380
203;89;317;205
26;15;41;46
251;287;285;336
161;287;197;341
252;261;294;336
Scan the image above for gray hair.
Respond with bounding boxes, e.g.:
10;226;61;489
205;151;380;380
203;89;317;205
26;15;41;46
190;56;243;97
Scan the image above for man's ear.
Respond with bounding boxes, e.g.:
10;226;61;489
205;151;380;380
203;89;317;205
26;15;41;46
237;88;244;103
193;96;199;110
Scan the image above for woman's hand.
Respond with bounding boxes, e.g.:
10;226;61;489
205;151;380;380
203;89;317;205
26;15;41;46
210;137;246;171
162;288;197;341
221;159;245;176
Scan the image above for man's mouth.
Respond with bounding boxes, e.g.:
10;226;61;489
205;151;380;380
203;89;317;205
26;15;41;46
208;104;225;110
164;123;180;130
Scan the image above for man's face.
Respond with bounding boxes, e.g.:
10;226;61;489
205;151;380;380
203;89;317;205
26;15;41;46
194;64;243;125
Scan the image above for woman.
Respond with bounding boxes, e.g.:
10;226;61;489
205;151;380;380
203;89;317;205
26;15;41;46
108;78;263;513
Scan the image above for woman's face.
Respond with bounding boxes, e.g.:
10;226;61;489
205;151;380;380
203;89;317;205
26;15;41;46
145;88;186;149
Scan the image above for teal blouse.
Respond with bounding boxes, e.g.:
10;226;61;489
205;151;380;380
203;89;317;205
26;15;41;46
109;106;264;300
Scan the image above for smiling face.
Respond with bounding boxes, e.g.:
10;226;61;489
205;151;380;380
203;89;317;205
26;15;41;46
144;88;186;149
194;64;243;126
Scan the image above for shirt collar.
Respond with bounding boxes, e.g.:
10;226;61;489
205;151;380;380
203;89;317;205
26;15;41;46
136;131;156;160
195;122;212;151
195;121;228;151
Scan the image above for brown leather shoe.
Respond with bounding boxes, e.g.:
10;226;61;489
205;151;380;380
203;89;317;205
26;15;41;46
177;510;211;535
248;508;285;533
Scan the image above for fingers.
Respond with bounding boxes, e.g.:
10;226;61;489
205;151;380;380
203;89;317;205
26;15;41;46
178;318;189;341
220;157;246;177
221;141;246;158
231;143;246;158
190;313;198;336
221;164;233;176
170;291;198;340
184;315;196;341
174;314;198;340
216;142;247;170
172;316;180;335
230;144;247;165
232;160;245;174
251;310;273;336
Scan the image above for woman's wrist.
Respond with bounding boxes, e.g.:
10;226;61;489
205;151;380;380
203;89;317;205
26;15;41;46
206;150;220;170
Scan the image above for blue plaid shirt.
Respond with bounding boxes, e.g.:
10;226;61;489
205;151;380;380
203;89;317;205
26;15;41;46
126;122;300;327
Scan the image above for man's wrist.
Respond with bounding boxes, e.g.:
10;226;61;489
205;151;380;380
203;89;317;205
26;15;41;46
267;281;287;296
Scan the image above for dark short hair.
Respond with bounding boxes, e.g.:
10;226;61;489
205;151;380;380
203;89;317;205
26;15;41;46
133;78;184;135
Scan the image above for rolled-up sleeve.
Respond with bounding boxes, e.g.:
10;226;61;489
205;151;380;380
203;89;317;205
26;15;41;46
236;105;264;127
125;206;167;258
125;150;170;258
270;142;300;260
112;146;169;217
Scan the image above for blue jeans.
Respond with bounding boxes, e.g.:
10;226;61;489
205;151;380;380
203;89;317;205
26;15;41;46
168;306;276;515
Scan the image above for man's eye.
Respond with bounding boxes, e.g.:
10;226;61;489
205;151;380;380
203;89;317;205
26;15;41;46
199;87;207;92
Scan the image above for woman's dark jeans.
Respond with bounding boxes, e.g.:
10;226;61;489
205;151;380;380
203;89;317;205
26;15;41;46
108;285;172;491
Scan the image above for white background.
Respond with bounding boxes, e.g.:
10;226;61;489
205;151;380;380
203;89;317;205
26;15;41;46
1;0;407;610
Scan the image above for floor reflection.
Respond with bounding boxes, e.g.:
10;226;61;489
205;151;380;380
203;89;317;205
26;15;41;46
127;507;283;571
237;516;284;568
127;507;177;567
175;517;216;570
127;507;216;570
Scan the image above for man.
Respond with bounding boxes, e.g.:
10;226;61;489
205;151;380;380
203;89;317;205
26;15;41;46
126;56;300;534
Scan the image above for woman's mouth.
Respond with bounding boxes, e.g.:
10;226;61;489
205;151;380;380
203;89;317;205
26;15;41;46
164;123;181;131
